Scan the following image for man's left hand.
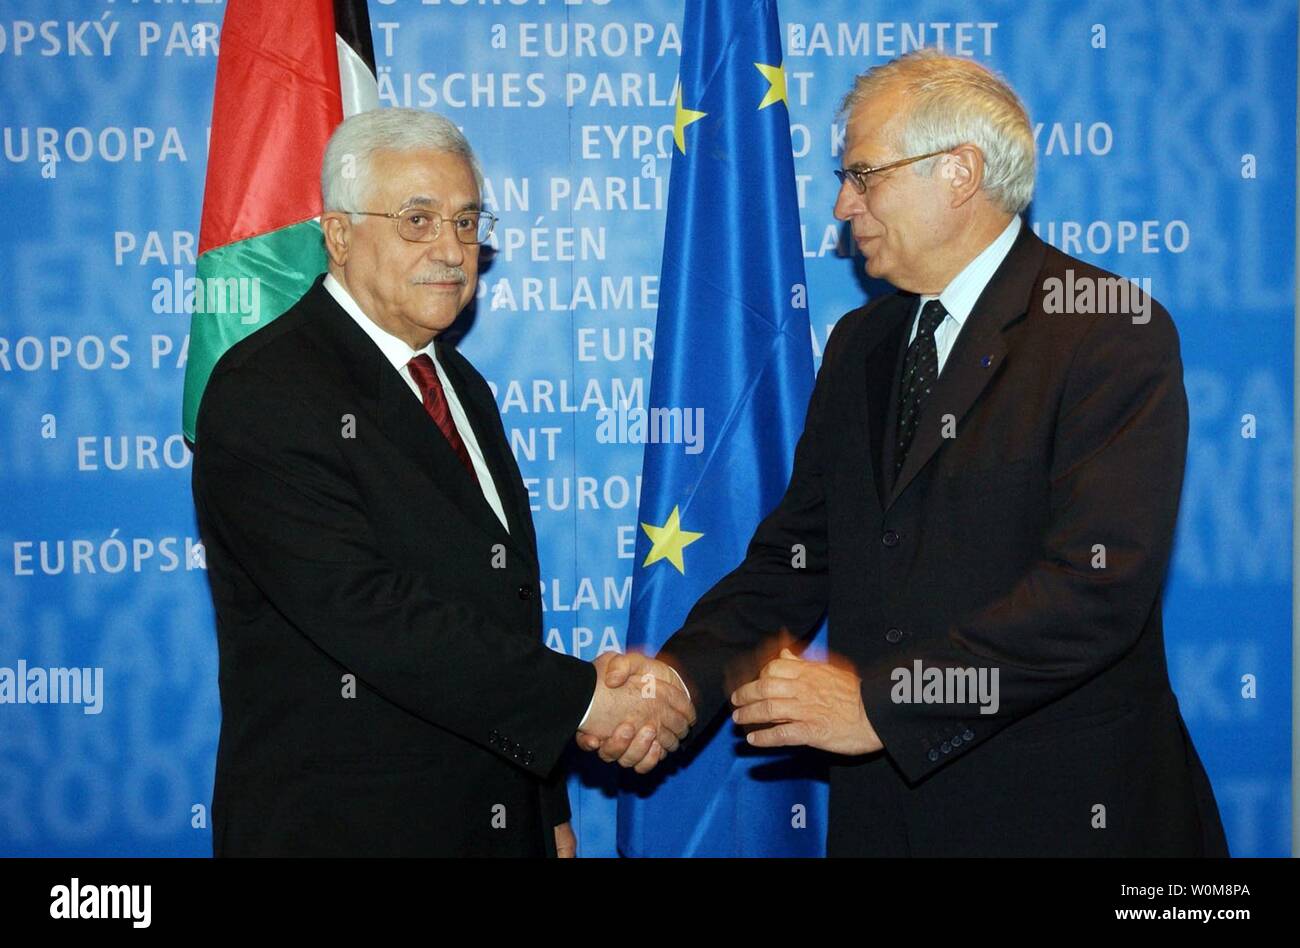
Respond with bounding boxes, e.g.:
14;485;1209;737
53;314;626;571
730;649;884;755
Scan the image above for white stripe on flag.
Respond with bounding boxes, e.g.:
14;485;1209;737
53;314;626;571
336;35;379;116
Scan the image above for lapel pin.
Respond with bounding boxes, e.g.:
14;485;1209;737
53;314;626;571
981;355;993;368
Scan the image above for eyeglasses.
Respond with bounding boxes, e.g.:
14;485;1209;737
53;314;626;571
341;207;498;244
834;149;950;194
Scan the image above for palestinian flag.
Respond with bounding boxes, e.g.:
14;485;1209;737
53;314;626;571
181;0;378;441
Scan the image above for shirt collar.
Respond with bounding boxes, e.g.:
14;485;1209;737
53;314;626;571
323;271;437;370
919;214;1022;326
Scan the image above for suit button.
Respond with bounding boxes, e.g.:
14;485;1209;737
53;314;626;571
518;585;534;600
962;728;974;741
885;627;902;644
927;748;939;762
940;741;951;754
951;735;962;747
524;751;535;765
881;529;900;547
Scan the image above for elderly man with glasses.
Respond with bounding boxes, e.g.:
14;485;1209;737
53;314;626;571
192;108;694;858
590;49;1227;858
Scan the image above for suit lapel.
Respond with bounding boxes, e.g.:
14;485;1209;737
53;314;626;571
886;226;1048;507
838;298;912;514
876;300;913;504
304;278;531;561
435;342;539;565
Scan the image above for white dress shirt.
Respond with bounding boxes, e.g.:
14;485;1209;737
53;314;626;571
908;215;1022;375
323;273;510;533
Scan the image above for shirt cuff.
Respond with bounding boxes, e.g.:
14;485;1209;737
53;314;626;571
668;666;691;703
577;692;595;730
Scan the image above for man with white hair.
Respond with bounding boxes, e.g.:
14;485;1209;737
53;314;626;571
592;50;1227;856
192;108;694;857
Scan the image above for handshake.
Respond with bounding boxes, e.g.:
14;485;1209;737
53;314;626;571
574;651;697;774
574;647;887;774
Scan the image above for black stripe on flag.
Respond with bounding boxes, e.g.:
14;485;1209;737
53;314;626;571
334;0;376;75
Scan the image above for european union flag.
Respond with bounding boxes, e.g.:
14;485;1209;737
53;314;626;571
617;0;825;857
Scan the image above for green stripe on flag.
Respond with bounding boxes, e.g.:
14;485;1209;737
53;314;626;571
181;220;327;442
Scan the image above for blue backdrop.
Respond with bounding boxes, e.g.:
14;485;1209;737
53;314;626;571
0;0;1292;857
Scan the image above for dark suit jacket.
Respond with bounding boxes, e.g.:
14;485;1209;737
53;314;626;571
661;227;1229;856
192;275;595;857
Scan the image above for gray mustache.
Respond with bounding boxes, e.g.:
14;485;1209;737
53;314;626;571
412;269;466;284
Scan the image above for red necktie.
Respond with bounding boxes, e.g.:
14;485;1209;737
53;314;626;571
406;353;479;484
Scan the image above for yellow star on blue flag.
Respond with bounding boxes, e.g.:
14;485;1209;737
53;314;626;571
673;84;708;154
754;61;788;109
640;505;704;574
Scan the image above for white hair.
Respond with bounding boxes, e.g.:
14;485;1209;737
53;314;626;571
840;49;1035;215
320;107;484;220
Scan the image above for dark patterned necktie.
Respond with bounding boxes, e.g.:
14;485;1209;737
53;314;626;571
893;299;948;480
406;353;479;485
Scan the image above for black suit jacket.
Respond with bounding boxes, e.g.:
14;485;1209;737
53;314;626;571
661;227;1229;856
192;275;595;857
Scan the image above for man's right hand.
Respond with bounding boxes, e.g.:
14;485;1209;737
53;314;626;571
576;652;696;774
